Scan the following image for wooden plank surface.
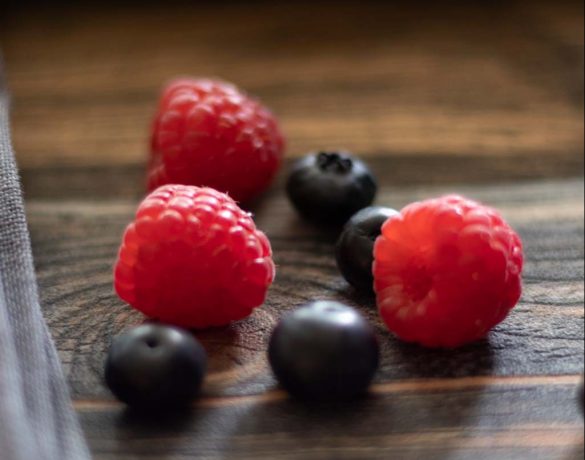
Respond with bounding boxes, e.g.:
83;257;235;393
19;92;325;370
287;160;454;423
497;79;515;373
1;0;584;168
24;167;585;398
22;164;585;460
2;0;584;459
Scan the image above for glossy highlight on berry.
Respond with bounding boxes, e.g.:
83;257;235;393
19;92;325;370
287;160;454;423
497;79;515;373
114;185;275;328
373;194;524;348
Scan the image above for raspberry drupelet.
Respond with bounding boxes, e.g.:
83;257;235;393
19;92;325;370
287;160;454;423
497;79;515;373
114;185;275;328
149;78;285;203
373;195;524;348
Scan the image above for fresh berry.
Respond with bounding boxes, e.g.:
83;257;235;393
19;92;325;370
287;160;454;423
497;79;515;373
149;78;285;203
373;194;524;348
286;152;377;225
105;324;207;410
336;206;399;291
268;301;379;400
114;185;275;328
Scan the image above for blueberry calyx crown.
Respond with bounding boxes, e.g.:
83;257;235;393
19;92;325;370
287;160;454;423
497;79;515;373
316;152;353;174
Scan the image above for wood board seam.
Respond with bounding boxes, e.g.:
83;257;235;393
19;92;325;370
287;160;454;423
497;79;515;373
72;374;583;411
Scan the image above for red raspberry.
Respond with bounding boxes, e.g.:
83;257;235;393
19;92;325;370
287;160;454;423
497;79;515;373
114;185;275;328
373;195;523;348
148;78;285;203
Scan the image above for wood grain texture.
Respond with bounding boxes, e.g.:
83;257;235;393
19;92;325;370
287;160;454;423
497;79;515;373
1;0;584;168
25;171;585;402
78;380;584;460
3;0;585;458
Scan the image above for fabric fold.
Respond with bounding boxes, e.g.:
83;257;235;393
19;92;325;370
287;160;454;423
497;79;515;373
0;61;91;460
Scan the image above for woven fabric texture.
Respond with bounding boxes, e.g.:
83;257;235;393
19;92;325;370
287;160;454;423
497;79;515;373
0;63;91;460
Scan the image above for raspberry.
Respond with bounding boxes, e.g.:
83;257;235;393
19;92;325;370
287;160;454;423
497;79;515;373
373;195;523;348
114;185;275;328
148;78;285;203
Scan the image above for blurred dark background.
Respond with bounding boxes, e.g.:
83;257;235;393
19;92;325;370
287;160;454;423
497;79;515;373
0;0;583;173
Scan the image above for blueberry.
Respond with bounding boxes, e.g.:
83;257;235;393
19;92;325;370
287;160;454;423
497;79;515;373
286;152;377;225
105;324;207;410
268;301;379;400
336;206;399;291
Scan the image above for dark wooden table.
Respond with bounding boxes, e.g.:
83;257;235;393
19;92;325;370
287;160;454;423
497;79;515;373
1;1;584;459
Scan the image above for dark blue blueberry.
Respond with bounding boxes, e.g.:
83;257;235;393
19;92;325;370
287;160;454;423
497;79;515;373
268;301;379;400
105;324;207;410
336;206;399;291
286;152;377;225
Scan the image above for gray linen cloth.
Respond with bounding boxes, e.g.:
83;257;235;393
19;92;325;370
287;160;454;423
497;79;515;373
0;64;91;459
